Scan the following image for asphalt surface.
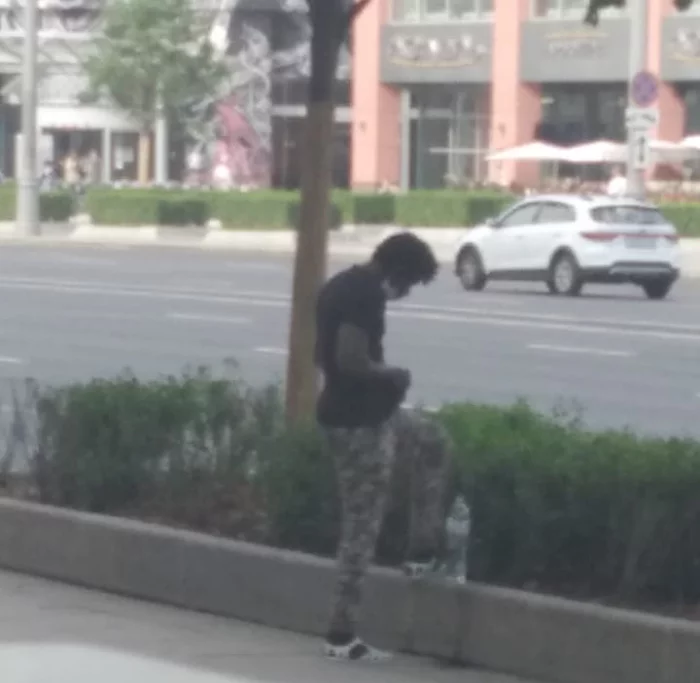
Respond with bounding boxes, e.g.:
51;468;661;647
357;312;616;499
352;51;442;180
0;242;698;437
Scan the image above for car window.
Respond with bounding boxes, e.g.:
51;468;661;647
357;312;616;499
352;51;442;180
537;202;576;224
590;205;667;225
498;203;541;228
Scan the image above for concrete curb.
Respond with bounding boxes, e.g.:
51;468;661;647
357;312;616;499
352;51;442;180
0;497;698;683
69;225;160;244
2;223;700;275
202;229;296;251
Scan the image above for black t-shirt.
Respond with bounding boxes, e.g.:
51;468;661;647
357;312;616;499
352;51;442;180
315;265;405;428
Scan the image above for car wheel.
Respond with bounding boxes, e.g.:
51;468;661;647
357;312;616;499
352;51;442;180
548;252;583;297
457;248;487;291
642;277;674;300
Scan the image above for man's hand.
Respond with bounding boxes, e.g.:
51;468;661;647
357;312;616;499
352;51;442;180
387;367;411;395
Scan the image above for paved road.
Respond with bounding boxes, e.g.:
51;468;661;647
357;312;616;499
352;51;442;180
1;570;532;683
0;242;697;436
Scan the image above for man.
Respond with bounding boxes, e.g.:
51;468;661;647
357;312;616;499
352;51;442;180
315;232;452;662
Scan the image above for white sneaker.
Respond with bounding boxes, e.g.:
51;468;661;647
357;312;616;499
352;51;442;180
324;637;393;662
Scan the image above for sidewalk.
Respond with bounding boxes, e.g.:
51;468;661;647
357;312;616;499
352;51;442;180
1;570;537;683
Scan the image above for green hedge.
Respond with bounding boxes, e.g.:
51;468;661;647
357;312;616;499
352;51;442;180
0;186;75;222
85;188;343;230
4;367;700;612
45;186;700;236
659;203;700;237
82;187;511;229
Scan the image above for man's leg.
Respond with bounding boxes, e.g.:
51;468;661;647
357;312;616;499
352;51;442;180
392;409;452;576
325;423;396;660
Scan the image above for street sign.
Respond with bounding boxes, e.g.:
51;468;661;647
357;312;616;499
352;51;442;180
626;106;659;131
631;128;651;170
630;70;659;108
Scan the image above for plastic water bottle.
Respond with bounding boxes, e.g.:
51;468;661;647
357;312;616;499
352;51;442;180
442;495;471;584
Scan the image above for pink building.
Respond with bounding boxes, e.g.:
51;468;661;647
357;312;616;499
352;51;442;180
350;0;700;190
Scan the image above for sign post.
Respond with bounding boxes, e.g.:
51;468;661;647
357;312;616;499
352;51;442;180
630;129;651;170
17;0;39;237
626;0;654;200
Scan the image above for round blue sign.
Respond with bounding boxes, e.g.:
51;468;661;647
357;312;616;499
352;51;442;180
631;70;659;108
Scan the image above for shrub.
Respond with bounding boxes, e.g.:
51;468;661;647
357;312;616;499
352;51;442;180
84;188;342;229
84;189;209;226
394;191;514;227
40;191;75;221
0;186;16;220
5;367;700;611
0;186;74;222
156;197;210;226
23;186;700;234
659;203;700;237
2;368;700;612
437;400;700;606
335;191;396;224
10;366;283;541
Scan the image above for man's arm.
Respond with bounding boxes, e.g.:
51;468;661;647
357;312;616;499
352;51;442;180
335;323;407;382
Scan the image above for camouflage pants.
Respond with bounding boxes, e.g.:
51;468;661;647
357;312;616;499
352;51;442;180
324;408;452;639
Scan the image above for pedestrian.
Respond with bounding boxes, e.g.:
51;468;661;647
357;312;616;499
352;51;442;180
315;232;452;662
606;165;628;197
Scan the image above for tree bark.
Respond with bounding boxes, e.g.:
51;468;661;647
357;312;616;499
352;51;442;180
284;100;335;424
137;129;151;185
284;0;345;425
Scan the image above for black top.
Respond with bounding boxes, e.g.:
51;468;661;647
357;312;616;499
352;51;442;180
315;264;405;428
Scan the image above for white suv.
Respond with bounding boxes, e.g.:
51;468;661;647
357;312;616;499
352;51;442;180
454;194;681;299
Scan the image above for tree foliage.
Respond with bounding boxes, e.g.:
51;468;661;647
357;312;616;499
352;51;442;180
585;0;694;25
83;0;228;130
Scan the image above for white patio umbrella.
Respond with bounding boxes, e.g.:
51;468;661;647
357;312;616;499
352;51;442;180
650;139;697;162
680;135;700;150
563;140;627;164
487;142;569;162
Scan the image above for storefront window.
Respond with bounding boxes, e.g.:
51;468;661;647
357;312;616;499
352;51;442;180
682;86;700;134
271;116;350;189
678;86;700;179
408;86;489;188
531;0;626;19
393;0;493;22
538;83;626;180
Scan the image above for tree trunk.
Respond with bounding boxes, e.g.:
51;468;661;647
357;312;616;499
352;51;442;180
284;100;335;424
137;129;151;185
284;1;344;425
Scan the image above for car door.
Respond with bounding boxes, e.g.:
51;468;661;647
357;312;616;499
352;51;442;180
522;201;577;272
481;201;543;273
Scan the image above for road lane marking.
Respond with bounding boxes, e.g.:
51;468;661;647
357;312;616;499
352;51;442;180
527;344;633;358
166;313;251;325
1;276;700;344
387;310;700;343
0;356;23;365
2;275;697;335
254;346;287;356
396;301;700;333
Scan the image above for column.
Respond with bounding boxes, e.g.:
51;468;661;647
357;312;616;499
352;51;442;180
154;100;168;185
399;89;411;191
487;0;541;188
350;0;400;190
647;0;685;159
102;128;112;184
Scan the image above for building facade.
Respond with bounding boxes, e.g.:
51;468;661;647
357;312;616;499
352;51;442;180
352;0;700;190
0;0;351;185
1;0;698;188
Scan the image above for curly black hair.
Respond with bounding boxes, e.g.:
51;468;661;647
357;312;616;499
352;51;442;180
371;232;439;286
